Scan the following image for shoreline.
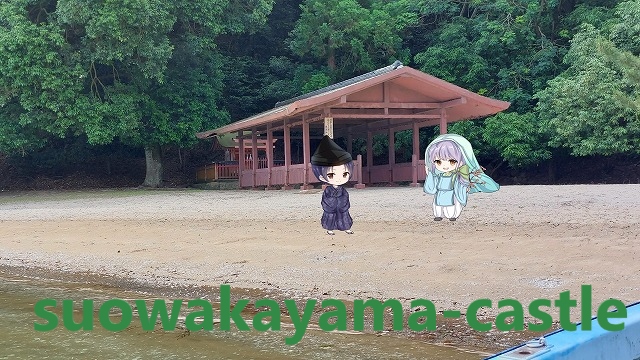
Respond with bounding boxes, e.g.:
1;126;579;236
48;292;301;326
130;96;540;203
0;263;548;354
1;185;639;354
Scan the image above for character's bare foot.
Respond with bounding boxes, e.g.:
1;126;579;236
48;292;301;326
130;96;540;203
326;230;335;235
345;230;354;234
434;217;443;221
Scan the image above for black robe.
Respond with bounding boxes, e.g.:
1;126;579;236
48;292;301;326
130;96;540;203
321;185;353;231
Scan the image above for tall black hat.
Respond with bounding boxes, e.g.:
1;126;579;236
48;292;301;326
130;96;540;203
311;135;352;166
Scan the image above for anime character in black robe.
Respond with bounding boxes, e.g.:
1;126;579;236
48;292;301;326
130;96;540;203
311;135;354;235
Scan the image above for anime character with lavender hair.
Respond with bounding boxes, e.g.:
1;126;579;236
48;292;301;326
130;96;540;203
311;135;355;235
423;134;499;221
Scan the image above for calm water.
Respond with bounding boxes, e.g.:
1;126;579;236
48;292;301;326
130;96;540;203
0;276;484;359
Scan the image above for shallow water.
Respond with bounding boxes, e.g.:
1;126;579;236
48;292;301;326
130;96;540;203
0;276;484;359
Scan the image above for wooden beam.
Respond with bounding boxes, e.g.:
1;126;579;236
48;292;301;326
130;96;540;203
330;114;440;119
267;114;325;131
330;102;441;109
441;97;466;108
349;118;441;137
408;108;440;117
389;119;441;133
328;107;434;115
270;135;327;140
306;114;329;123
259;135;326;140
348;119;389;134
391;98;465;116
268;118;291;132
244;109;440;135
222;96;461;142
348;118;426;134
263;114;323;132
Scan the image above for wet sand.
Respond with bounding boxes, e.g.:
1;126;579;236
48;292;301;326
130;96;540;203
0;185;638;352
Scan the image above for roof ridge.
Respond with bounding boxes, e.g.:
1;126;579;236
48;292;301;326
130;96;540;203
274;60;403;108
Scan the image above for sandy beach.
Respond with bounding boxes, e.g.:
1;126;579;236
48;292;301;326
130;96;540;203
1;184;638;352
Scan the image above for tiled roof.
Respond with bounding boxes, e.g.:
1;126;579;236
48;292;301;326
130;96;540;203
274;61;403;108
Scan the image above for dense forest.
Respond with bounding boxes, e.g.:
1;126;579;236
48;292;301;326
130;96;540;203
1;0;639;189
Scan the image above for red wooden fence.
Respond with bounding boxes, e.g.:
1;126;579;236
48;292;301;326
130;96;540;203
196;159;278;182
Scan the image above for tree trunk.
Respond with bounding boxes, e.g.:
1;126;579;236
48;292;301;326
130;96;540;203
142;145;163;187
327;44;336;70
547;158;556;183
488;159;505;177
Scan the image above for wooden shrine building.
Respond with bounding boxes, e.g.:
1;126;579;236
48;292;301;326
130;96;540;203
196;61;510;189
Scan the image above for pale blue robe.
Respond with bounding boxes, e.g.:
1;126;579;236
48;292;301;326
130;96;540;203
423;170;468;219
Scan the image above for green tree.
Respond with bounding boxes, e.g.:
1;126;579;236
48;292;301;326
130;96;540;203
0;0;274;187
599;42;640;111
483;112;551;168
215;0;305;119
410;0;627;169
536;0;640;157
0;0;86;154
288;0;416;78
413;0;574;108
600;0;640;111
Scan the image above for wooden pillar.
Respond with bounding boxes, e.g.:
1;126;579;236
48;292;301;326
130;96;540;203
411;122;420;187
413;122;420;159
440;108;448;134
388;127;395;165
383;82;390;115
367;130;373;184
237;131;245;189
388;126;395;184
347;132;353;155
252;127;258;188
302;115;311;190
266;123;273;190
283;119;292;190
355;154;365;189
411;154;418;187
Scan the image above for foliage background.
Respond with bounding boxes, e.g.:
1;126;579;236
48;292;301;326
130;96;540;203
1;0;639;189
